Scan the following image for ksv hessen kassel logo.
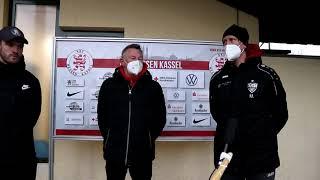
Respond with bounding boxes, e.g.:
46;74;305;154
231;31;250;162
209;53;227;74
67;49;93;76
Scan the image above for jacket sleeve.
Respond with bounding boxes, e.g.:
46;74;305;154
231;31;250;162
209;75;222;124
21;77;41;128
270;72;288;134
150;82;166;140
97;79;110;139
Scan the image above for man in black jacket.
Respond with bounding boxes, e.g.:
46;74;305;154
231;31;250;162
0;26;41;179
209;24;288;180
98;44;166;180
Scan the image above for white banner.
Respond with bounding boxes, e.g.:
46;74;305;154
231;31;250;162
53;38;225;140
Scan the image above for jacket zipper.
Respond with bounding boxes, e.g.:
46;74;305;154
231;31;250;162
125;87;132;165
148;130;152;149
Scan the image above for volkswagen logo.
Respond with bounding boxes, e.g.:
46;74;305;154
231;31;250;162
186;74;198;86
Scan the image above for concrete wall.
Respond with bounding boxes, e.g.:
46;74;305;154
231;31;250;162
59;0;259;42
263;56;320;180
0;0;9;27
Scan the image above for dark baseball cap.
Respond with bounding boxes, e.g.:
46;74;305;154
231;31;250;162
0;26;28;44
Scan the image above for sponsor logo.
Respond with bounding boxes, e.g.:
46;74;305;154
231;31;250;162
150;70;178;88
90;101;98;113
89;115;98;126
209;53;227;74
192;102;210;113
66;80;73;86
186;74;198;86
194;104;207;113
65;115;83;125
67;91;82;97
166;89;185;101
96;71;114;87
192;90;209;101
173;92;179;99
98;72;113;81
67;49;93;76
91;117;98;122
90;89;100;99
169;116;184;126
166;115;186;127
193;118;208;124
65;79;85;87
179;71;204;89
21;84;30;90
167;103;185;114
154;76;176;82
103;72;113;79
192;116;211;127
67;102;83;111
94;90;99;98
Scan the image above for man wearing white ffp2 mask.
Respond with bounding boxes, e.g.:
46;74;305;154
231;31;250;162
222;25;248;65
120;44;144;76
98;43;166;180
209;24;288;180
224;44;243;61
126;59;143;75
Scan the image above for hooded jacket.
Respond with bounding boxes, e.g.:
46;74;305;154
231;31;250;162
209;44;288;175
0;57;41;165
97;66;166;164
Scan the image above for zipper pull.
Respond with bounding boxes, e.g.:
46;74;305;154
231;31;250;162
128;87;132;100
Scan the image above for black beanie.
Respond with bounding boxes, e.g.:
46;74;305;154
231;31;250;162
222;24;249;44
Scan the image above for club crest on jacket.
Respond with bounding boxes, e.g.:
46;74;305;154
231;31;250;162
247;80;258;93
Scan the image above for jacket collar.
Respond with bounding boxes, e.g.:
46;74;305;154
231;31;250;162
113;63;152;87
0;56;26;76
245;44;264;60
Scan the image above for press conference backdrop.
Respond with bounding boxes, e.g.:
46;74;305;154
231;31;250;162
52;37;226;141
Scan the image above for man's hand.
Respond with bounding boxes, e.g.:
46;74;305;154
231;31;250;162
218;152;233;165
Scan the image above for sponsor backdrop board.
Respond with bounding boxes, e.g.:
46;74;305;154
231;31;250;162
52;37;227;141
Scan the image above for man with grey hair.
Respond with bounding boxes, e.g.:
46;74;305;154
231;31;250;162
98;44;166;180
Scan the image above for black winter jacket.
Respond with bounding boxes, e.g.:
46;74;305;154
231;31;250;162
98;68;166;164
209;54;288;175
0;58;41;165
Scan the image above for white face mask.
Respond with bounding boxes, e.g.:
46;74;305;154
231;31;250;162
126;60;143;75
225;44;242;61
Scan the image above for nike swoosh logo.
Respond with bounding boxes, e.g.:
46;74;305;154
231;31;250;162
193;118;208;124
67;91;81;97
21;84;30;90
